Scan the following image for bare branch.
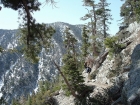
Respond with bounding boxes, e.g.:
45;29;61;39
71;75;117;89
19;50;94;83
42;0;58;8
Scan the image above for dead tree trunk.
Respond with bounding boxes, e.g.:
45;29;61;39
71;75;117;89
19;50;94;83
94;40;132;70
95;51;109;70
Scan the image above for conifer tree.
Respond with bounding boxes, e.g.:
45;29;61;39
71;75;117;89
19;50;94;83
81;26;90;58
62;27;86;98
2;0;41;45
27;95;32;105
19;24;55;63
120;0;140;23
12;99;21;105
1;0;55;46
97;0;112;38
1;0;57;64
0;97;7;105
81;0;100;56
133;0;140;22
120;0;135;24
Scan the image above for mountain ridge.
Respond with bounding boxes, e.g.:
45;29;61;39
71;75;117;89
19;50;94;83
0;22;84;103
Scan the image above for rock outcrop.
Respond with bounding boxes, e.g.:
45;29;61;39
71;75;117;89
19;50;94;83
121;44;140;105
92;22;140;84
88;22;140;105
53;89;75;105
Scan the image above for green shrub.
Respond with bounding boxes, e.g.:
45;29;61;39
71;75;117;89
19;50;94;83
104;36;125;56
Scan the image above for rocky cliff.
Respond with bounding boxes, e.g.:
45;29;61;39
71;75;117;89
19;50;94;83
89;22;140;105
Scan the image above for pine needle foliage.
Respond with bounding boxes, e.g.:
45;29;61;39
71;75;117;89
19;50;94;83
81;26;90;58
104;36;125;56
120;0;140;23
0;46;3;53
1;0;56;47
19;24;55;63
62;27;85;96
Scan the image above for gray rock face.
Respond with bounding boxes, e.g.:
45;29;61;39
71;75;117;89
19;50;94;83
92;21;140;86
90;22;140;105
121;44;140;105
0;22;83;103
53;89;75;105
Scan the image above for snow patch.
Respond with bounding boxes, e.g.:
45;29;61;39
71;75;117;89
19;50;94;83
0;80;4;98
7;43;13;49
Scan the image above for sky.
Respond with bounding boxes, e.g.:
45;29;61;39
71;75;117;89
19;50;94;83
0;0;123;35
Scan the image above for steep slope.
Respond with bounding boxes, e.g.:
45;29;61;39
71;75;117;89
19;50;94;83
91;22;139;85
0;22;83;103
88;22;140;104
50;22;140;105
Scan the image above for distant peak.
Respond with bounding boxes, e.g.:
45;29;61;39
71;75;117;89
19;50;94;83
47;21;84;26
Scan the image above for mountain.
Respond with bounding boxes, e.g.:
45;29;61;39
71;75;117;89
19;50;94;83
0;22;83;103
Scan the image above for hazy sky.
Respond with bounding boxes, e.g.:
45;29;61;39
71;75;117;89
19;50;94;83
0;0;123;35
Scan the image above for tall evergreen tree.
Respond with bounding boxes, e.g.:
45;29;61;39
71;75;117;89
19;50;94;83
133;0;140;22
2;0;41;45
1;0;55;46
1;1;91;104
120;0;135;24
81;26;90;58
81;0;100;56
97;0;112;38
61;27;87;101
63;27;78;60
19;24;55;63
120;0;140;23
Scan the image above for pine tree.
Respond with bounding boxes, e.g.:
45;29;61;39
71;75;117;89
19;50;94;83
1;0;56;46
120;0;135;24
120;0;140;23
27;95;32;105
0;97;6;105
81;0;98;56
12;99;21;105
97;0;112;38
2;0;41;45
81;26;90;58
133;0;140;22
19;25;55;63
62;27;85;97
